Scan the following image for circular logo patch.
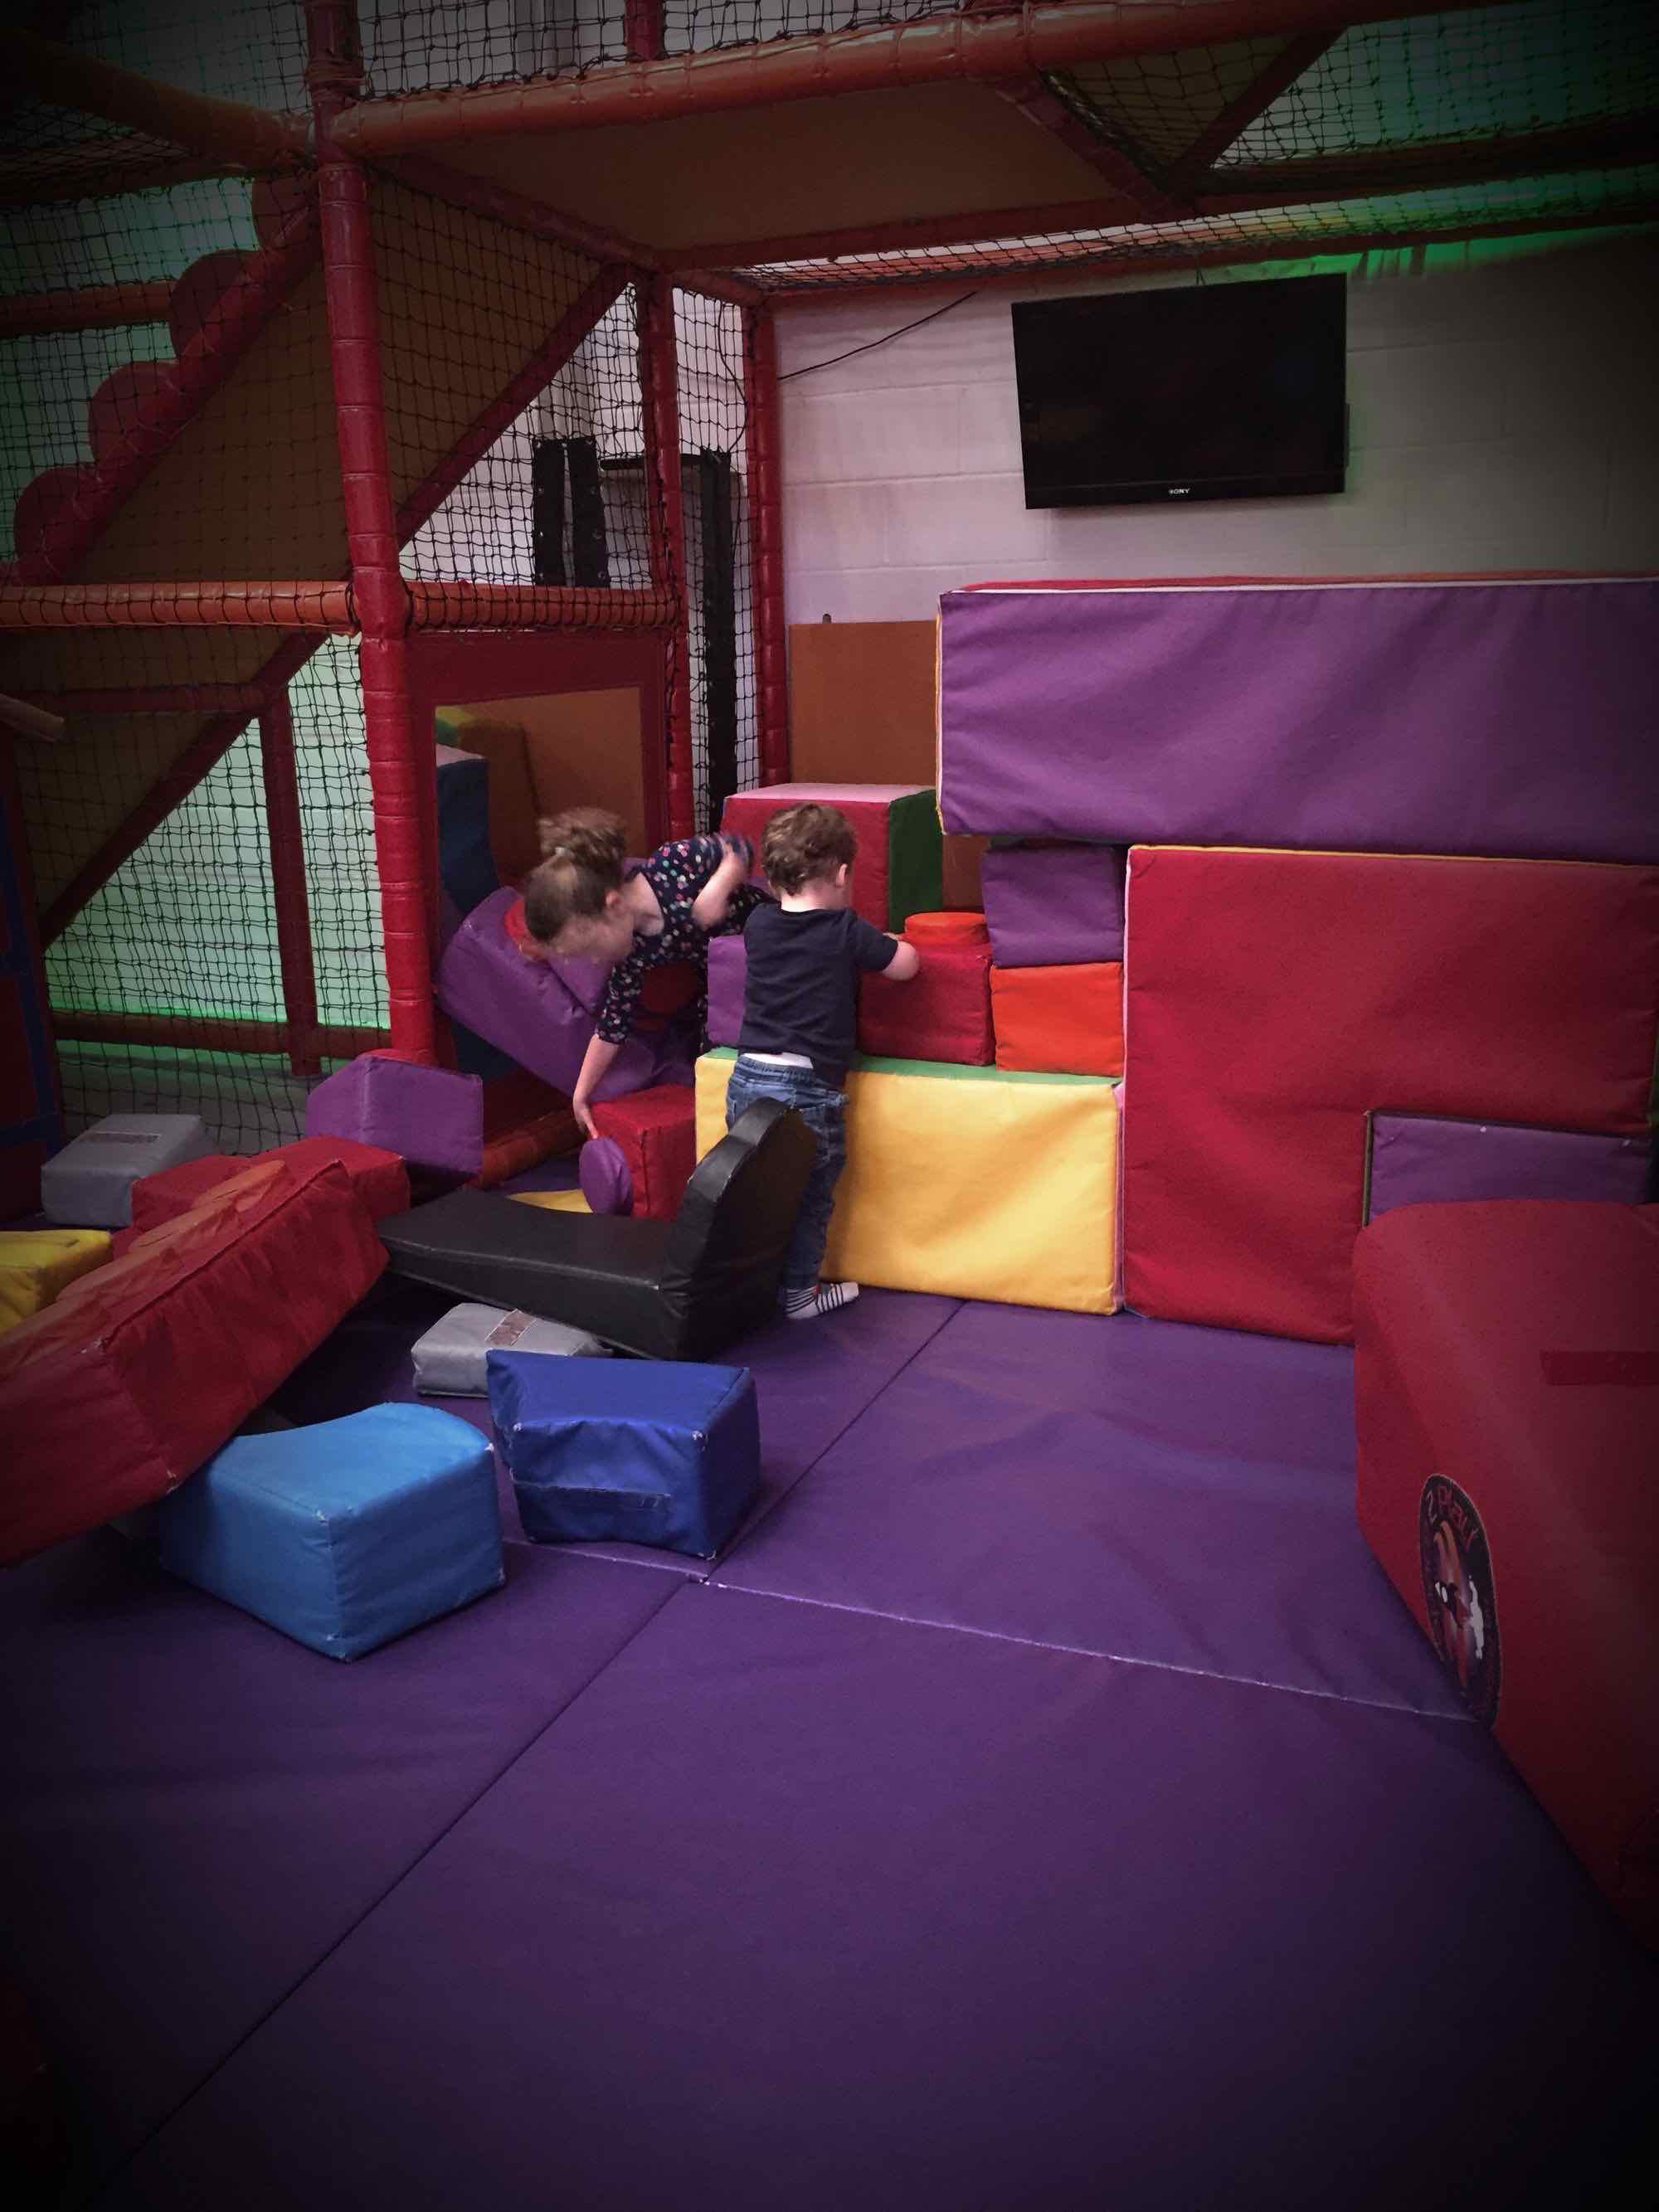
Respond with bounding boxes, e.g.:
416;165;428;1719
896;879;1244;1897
1419;1475;1501;1726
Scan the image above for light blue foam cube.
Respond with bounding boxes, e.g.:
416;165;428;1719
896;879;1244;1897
158;1404;504;1660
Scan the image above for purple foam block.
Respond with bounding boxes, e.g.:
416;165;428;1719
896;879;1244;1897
706;931;746;1048
938;579;1659;862
577;1137;633;1216
104;1591;1656;2212
980;842;1126;966
1365;1113;1651;1221
305;1053;482;1178
434;887;684;1101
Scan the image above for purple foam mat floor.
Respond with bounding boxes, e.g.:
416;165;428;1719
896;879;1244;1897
714;1303;1463;1717
0;1535;676;2198
92;1587;1657;2212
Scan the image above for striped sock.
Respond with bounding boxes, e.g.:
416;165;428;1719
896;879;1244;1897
783;1281;861;1321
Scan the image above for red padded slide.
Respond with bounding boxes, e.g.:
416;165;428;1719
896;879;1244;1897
1355;1201;1659;1945
1121;846;1659;1340
0;1155;386;1564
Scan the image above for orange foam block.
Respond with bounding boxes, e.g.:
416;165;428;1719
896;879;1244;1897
991;962;1123;1077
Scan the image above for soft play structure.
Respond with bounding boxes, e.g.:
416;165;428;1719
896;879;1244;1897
4;8;1659;2210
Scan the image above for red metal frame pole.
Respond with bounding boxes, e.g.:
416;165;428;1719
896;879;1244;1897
257;689;324;1077
742;305;790;787
637;273;695;839
308;0;437;1063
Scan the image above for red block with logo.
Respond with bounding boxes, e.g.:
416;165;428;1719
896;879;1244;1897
0;1155;386;1565
588;1084;697;1222
858;915;992;1066
1355;1199;1659;1947
1121;845;1659;1341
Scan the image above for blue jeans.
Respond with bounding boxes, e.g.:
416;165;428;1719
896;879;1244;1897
725;1056;848;1299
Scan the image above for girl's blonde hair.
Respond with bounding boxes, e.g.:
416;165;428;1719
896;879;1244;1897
523;807;628;942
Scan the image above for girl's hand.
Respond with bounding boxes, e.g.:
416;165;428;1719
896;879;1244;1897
572;1091;598;1139
691;844;749;931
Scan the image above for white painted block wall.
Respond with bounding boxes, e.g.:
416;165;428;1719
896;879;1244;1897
776;231;1659;624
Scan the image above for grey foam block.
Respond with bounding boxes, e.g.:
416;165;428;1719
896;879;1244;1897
41;1114;214;1228
411;1303;609;1397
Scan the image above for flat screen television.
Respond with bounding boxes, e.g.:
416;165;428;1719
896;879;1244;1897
1011;273;1347;508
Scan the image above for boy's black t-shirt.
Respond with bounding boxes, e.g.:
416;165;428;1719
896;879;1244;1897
738;902;898;1086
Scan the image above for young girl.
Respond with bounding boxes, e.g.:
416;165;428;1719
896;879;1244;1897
522;807;763;1134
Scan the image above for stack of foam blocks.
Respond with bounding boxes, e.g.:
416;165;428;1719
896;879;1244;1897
935;574;1658;1942
704;782;1120;1315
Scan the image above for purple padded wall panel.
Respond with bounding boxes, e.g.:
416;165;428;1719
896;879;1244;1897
980;843;1126;966
435;888;688;1101
100;1592;1656;2212
1366;1114;1651;1220
706;931;746;1048
937;580;1659;861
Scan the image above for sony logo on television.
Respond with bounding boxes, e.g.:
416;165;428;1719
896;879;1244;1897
1167;485;1192;497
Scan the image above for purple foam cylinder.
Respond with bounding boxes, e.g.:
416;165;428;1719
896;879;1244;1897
1365;1114;1651;1220
938;579;1659;862
577;1137;633;1217
980;842;1126;967
706;931;746;1048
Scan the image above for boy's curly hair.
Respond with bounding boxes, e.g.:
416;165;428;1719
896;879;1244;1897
523;807;627;941
760;802;858;894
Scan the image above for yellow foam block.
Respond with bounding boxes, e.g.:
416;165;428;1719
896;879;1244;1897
509;1189;591;1214
0;1228;114;1335
697;1051;1117;1315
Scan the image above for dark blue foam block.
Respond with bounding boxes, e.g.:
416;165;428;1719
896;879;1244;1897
715;1305;1462;1717
0;1534;676;2192
158;1404;504;1660
491;1354;760;1560
98;1589;1656;2212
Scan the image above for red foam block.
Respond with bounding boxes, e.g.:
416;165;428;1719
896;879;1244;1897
1355;1200;1659;1947
859;939;992;1065
1121;846;1659;1342
588;1084;697;1222
0;1156;386;1565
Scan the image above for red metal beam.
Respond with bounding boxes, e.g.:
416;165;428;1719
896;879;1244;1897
331;3;1530;153
403;581;678;631
672;269;769;308
636;272;694;838
0;581;351;630
258;690;324;1078
1194;114;1659;209
0;282;177;338
2;28;309;173
742;305;790;788
1165;31;1335;189
761;201;1659;306
994;76;1186;222
18;683;270;713
374;153;660;270
660;197;1131;274
14;191;321;584
309;0;435;1063
393;263;633;546
51;1009;387;1060
39;632;324;944
0;139;233;207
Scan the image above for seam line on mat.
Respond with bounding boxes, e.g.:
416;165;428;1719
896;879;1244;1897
707;1297;966;1575
710;1580;1477;1726
78;1570;685;2210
